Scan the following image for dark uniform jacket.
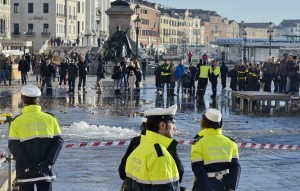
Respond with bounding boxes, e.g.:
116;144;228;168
77;60;89;76
68;63;79;79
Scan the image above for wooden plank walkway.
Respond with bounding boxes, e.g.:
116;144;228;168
231;91;296;113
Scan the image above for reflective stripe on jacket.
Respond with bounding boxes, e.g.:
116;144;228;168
199;65;209;78
161;64;171;76
126;130;180;191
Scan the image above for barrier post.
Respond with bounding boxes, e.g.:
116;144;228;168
1;113;13;191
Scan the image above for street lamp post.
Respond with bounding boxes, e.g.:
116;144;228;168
182;33;186;60
242;26;247;63
134;4;141;59
267;21;274;57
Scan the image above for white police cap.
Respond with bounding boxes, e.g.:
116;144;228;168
144;105;177;121
21;84;41;97
203;108;222;123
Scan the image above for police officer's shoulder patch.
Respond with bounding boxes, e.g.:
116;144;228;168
193;136;203;145
43;112;55;117
154;143;164;157
224;135;237;143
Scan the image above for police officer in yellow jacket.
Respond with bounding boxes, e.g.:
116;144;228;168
161;59;172;96
191;109;241;191
9;84;64;191
208;61;220;98
196;61;210;98
125;105;180;191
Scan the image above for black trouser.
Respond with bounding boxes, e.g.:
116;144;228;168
211;79;218;97
68;78;75;93
40;76;46;92
238;79;247;91
78;75;86;90
289;75;298;93
59;74;66;86
279;74;287;93
273;75;279;92
155;77;162;92
263;73;272;92
189;80;195;96
221;76;226;89
197;78;208;97
19;182;52;191
161;76;171;95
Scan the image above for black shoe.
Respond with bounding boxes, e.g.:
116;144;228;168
171;93;177;96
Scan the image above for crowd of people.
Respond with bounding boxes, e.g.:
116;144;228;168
1;51;299;100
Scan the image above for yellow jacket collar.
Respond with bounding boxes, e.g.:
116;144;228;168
198;128;222;137
143;130;174;148
22;105;42;113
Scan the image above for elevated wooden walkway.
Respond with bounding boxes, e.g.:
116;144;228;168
231;91;298;113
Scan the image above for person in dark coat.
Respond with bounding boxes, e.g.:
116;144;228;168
43;58;55;96
120;57;128;89
189;62;198;97
7;56;13;85
96;60;106;93
18;55;30;85
134;67;142;94
112;61;122;94
0;55;8;86
278;53;288;93
77;55;89;93
58;58;69;87
220;61;228;89
228;65;238;91
247;63;260;91
67;59;79;94
141;58;148;81
154;62;162;93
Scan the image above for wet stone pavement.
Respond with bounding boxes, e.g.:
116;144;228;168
0;74;300;190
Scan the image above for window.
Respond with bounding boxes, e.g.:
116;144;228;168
82;2;84;14
44;3;49;13
14;3;19;13
28;3;33;13
43;24;49;32
28;24;33;33
14;24;19;35
77;1;80;13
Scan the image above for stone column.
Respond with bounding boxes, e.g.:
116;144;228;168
105;1;134;38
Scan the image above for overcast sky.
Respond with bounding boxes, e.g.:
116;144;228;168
140;0;300;25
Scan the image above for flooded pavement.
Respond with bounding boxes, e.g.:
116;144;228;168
0;75;300;190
